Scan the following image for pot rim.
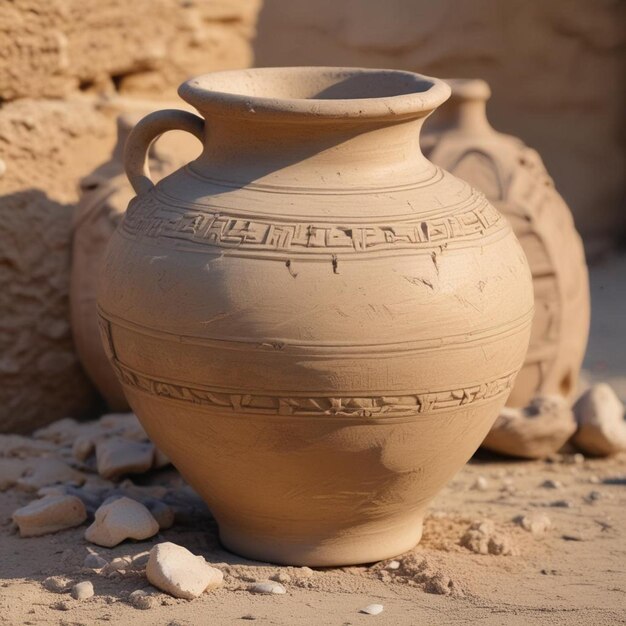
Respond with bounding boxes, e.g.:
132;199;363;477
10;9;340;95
178;66;451;123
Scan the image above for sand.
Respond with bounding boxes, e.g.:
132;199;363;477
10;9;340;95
1;449;625;625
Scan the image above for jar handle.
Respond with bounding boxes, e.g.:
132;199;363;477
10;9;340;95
124;109;205;195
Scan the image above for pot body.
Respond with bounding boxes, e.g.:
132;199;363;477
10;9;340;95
98;68;533;565
423;79;589;408
71;111;197;410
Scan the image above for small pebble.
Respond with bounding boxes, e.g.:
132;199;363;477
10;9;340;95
143;499;175;530
549;500;573;508
83;553;108;569
51;600;71;611
71;581;94;600
471;476;489;491
585;490;602;503
248;581;286;595
269;571;291;584
515;513;552;536
129;589;155;610
541;479;562;489
360;604;384;615
386;560;401;570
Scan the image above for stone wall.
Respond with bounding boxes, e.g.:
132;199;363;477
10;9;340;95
0;0;260;432
254;0;626;249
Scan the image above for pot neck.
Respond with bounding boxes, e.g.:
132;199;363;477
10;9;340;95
192;114;434;189
427;79;494;136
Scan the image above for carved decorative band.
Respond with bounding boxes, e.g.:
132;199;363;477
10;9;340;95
113;361;517;418
120;192;503;254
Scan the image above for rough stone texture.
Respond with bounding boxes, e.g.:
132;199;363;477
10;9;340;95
254;0;626;246
146;542;224;599
84;496;159;547
572;383;626;456
0;0;260;433
459;520;518;556
12;494;87;536
0;0;260;100
16;457;86;492
95;438;155;480
70;581;94;601
482;394;578;459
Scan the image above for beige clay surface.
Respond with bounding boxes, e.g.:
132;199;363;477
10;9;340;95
423;79;590;409
98;67;533;565
71;110;200;411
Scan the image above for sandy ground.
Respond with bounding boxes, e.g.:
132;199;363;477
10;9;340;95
1;253;625;626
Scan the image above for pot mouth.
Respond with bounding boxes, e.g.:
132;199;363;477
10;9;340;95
178;67;450;123
444;78;491;101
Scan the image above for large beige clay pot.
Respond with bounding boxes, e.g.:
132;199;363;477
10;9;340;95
98;68;533;566
423;79;590;408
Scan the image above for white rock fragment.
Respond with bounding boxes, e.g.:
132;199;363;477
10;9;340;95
386;560;401;570
572;384;626;456
248;581;286;595
146;542;224;599
0;458;29;490
96;439;155;480
360;604;384;615
471;476;489;491
33;418;79;444
85;497;159;547
0;434;56;458
71;581;94;600
16;457;86;492
13;495;87;537
483;395;577;459
128;589;155;610
515;513;552;536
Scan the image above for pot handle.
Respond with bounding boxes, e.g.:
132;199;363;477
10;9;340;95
124;109;205;195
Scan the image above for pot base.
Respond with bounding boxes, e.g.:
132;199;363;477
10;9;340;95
218;517;424;567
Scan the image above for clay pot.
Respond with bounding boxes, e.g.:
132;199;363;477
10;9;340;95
71;111;197;410
98;68;533;566
422;79;590;408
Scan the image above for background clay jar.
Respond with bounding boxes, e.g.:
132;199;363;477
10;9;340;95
98;68;534;566
422;79;590;408
71;111;198;410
